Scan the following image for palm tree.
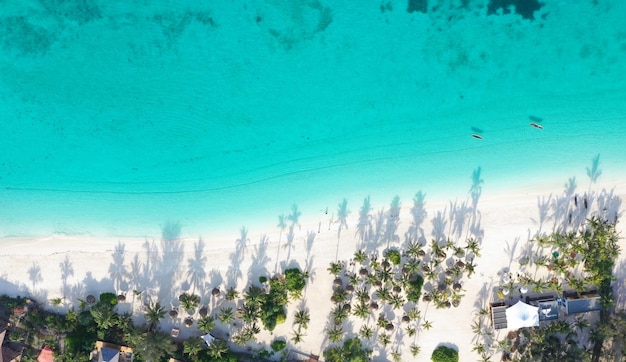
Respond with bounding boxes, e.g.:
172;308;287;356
208;339;229;360
406;325;417;337
293;308;310;329
145;303;166;332
465;238;481;257
179;293;201;312
183;337;204;360
326;325;344;343
389;294;405;310
355;288;370;303
407;307;421;321
291;328;306;344
378;332;391;347
90;303;118;331
465;260;477;277
331;305;349;324
129;330;177;361
331;287;348;305
377;265;393;283
410;343;421;357
391;349;402;362
422;320;433;330
218;306;235;324
353;249;367;264
197;315;216;333
403;258;421;275
352;302;370;320
241;303;259;324
574;317;590;333
225;287;239;301
244;285;265;307
376;285;391;303
327;261;344;276
359;324;374;340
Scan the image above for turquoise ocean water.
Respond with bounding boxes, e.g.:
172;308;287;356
1;1;625;237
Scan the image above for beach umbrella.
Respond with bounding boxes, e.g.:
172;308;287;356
169;309;178;318
520;286;529;294
117;294;126;303
86;295;96;304
502;275;511;284
503;288;510;296
184;317;194;327
506;301;539;329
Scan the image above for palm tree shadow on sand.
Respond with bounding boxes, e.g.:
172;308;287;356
59;255;74;300
355;196;373;251
27;262;43;293
108;242;129;294
186;238;207;295
248;234;271;281
383;196;401;249
156;222;184;303
335;198;350;260
405;191;427;245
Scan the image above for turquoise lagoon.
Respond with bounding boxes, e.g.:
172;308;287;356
1;1;625;237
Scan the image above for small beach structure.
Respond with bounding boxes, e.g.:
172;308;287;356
201;333;214;346
37;347;55;362
491;302;510;330
90;341;133;362
505;301;539;330
563;290;601;315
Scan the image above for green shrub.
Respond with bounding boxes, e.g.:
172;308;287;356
271;339;287;351
259;276;267;284
284;268;307;298
406;274;424;302
323;338;371;362
99;292;118;306
431;345;458;362
384;248;402;265
275;308;287;325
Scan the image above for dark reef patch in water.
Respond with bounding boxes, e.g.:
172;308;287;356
487;0;542;20
407;0;428;14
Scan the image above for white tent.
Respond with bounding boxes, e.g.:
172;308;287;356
506;301;539;329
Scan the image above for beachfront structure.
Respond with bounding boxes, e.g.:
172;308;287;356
90;341;134;362
36;347;54;362
563;290;602;315
491;289;601;330
0;328;22;362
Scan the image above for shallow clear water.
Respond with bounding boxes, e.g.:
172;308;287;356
1;1;625;237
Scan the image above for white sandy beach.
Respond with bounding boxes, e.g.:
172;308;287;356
1;172;625;361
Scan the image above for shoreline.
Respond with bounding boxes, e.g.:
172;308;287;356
1;172;625;359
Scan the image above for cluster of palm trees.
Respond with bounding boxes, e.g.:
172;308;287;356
291;308;310;344
471;215;622;361
419;237;480;309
